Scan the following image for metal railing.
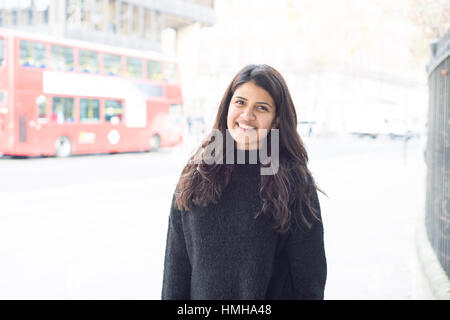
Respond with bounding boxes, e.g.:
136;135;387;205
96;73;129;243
425;29;450;278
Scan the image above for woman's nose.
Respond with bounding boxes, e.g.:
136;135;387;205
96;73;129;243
241;107;256;121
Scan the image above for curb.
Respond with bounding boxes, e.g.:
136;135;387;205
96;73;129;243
414;212;450;299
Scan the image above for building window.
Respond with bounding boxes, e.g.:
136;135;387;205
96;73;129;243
27;8;33;25
79;49;100;73
66;0;78;27
80;0;92;28
165;63;179;84
143;9;151;39
0;38;5;66
105;100;123;124
108;0;117;33
103;53;122;76
147;60;163;81
80;98;100;123
52;97;75;123
119;2;130;35
19;40;46;68
34;0;50;24
50;45;74;71
94;0;105;31
43;6;49;24
126;57;143;78
132;6;140;34
11;10;18;25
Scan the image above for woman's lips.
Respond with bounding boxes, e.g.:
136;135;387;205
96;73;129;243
236;122;256;132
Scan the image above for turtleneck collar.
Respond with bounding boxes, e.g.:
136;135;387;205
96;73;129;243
228;148;260;179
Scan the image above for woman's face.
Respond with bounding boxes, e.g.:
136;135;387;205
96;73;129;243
227;81;278;150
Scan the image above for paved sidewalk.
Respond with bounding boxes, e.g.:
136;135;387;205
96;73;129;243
306;134;425;299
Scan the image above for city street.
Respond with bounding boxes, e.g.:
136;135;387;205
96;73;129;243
0;134;426;299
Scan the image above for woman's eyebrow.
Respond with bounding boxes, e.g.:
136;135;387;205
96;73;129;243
257;102;273;109
235;96;273;108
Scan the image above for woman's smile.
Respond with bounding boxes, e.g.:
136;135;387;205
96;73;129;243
236;122;256;132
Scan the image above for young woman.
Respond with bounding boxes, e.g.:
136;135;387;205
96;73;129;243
162;64;327;300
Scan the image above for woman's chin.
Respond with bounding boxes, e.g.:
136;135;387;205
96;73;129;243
236;141;259;150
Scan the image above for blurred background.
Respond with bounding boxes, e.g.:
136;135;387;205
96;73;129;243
0;0;449;299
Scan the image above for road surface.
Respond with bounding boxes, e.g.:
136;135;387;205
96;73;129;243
0;134;425;299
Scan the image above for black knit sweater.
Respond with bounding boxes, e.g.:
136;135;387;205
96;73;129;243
162;155;327;300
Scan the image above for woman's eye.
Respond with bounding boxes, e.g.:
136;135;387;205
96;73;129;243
257;105;269;111
235;100;245;105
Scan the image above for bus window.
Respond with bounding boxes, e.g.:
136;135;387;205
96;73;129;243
136;83;163;97
103;53;122;76
37;95;47;122
105;100;123;124
126;56;143;78
0;38;5;66
52;97;75;123
79;49;99;74
50;45;74;71
0;91;6;105
147;60;162;81
80;98;100;123
170;104;184;124
19;40;46;68
165;63;179;84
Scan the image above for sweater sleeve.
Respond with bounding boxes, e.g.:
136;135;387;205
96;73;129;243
286;188;327;299
161;195;191;300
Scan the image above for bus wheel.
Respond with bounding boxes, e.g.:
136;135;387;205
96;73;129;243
55;136;72;158
149;134;161;152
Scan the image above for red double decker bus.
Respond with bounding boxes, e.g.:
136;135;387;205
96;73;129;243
0;28;185;157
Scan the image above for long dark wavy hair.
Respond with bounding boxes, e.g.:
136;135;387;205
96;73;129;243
175;64;326;233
